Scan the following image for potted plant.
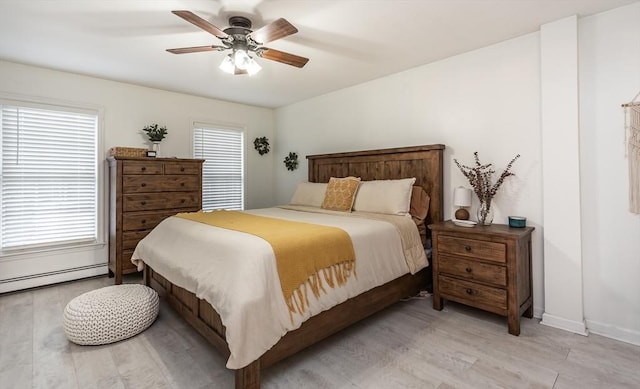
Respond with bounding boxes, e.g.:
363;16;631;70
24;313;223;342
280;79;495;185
142;124;168;142
142;124;167;156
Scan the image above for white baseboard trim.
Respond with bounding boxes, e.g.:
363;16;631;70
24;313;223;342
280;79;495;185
541;312;589;336
533;306;544;319
0;264;107;294
586;319;640;346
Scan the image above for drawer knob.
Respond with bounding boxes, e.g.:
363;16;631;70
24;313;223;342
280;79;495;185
465;267;472;273
180;167;185;172
141;167;146;171
464;245;471;252
141;183;146;187
181;199;186;203
466;288;473;295
141;201;146;206
180;182;185;187
141;219;146;224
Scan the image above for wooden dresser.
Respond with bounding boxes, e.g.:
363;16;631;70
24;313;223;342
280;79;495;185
429;221;534;335
108;156;204;284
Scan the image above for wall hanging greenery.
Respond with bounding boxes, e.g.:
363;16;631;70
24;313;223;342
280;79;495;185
253;137;270;155
142;124;168;142
284;152;299;171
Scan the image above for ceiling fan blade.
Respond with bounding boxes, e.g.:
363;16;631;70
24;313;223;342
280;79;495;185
166;45;227;54
248;18;297;44
172;10;229;39
257;48;309;68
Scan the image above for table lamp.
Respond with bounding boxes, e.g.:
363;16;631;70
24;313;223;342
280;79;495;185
453;186;472;220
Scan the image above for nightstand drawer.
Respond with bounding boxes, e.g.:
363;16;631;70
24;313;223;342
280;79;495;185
439;275;507;313
439;254;507;286
438;236;506;263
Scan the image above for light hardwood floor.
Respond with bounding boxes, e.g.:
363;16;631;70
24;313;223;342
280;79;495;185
1;275;638;389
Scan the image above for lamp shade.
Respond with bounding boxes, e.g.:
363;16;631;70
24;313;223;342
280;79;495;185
453;186;472;207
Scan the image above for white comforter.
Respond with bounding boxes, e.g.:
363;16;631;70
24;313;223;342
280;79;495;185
131;207;426;369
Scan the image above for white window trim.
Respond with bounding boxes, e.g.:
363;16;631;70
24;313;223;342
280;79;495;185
191;120;247;210
0;94;107;260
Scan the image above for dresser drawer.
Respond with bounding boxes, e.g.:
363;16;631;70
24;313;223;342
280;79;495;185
122;211;177;231
123;175;200;193
164;162;200;175
438;235;506;263
122;230;152;250
439;254;507;286
121;250;139;274
122;161;163;175
123;192;200;211
439;275;507;313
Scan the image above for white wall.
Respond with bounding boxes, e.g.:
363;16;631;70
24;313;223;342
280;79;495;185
275;2;640;344
275;33;545;315
539;16;587;335
578;3;640;345
0;60;275;292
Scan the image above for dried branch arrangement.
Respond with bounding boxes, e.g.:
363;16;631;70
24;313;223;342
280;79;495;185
454;152;520;224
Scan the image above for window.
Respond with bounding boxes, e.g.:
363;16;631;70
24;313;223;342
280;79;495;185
0;102;99;252
193;124;244;210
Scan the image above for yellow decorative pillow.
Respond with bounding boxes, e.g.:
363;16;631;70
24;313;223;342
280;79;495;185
321;177;361;212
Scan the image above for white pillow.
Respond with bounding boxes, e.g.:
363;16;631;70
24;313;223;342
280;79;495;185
289;182;328;207
352;178;416;215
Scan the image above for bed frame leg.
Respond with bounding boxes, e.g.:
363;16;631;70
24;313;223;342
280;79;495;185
235;360;260;389
143;266;151;286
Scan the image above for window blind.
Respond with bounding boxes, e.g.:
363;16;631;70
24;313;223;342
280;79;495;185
193;126;244;211
1;104;98;251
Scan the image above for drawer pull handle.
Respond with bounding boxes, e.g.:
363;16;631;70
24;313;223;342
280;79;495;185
141;201;146;206
141;219;146;224
141;167;146;171
465;267;472;273
141;183;146;187
466;288;473;295
180;167;185;172
464;245;471;252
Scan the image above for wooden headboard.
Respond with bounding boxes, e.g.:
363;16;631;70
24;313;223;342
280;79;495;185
306;144;445;226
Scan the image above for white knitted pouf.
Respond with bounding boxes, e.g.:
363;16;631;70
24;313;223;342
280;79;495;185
63;284;159;345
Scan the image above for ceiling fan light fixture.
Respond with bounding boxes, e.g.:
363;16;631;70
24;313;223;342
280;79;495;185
219;54;235;74
233;49;252;70
246;58;262;76
223;49;261;76
169;11;307;76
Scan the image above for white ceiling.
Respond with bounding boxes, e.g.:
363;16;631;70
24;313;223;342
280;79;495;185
0;0;636;108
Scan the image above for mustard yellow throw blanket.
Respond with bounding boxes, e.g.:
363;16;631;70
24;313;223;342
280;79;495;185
175;210;356;316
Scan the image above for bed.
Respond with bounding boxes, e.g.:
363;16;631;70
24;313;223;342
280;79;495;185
135;144;444;389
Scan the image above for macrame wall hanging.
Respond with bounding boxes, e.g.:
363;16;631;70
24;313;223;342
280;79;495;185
623;91;640;214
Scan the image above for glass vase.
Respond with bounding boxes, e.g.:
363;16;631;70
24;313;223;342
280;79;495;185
477;200;494;226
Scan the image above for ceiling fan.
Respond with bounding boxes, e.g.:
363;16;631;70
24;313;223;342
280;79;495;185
167;10;309;76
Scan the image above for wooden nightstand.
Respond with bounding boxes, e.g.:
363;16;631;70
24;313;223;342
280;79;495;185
428;221;534;335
